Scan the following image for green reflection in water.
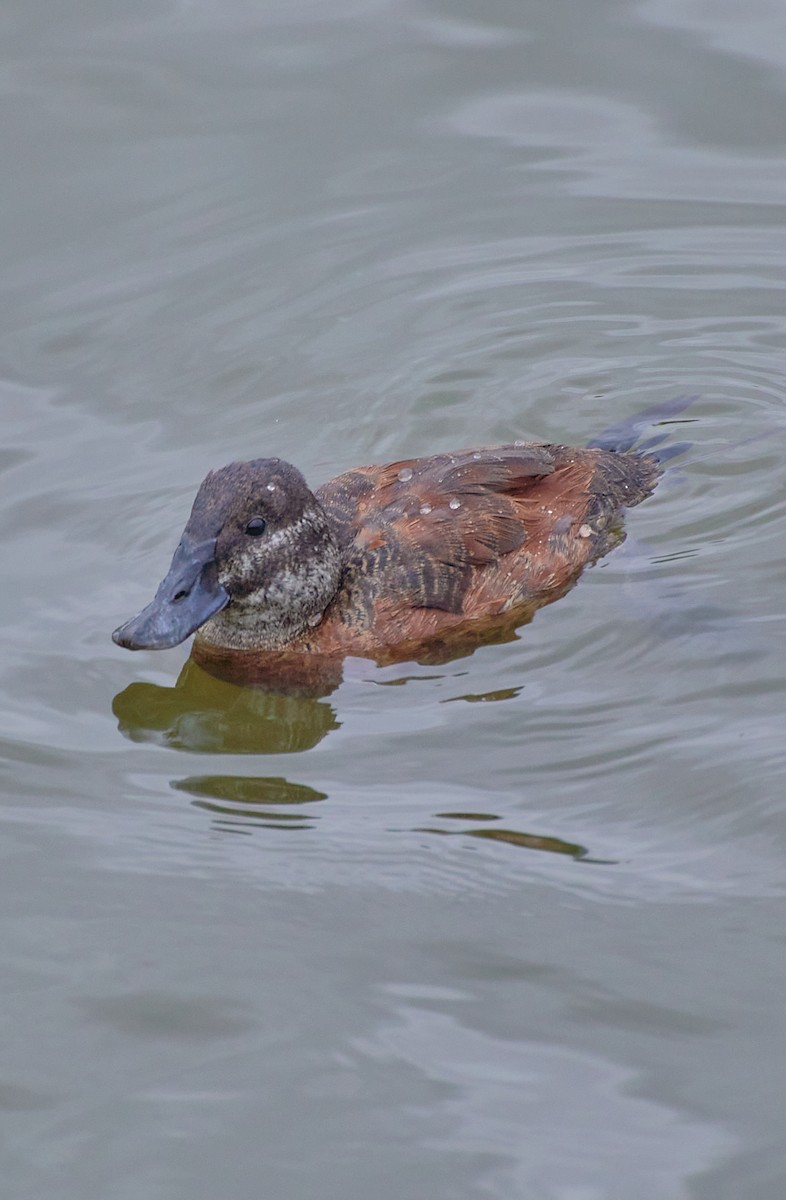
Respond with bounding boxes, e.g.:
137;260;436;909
371;673;446;687
173;775;327;804
113;657;339;754
443;687;522;703
172;774;327;829
419;815;608;862
466;827;593;859
434;811;498;821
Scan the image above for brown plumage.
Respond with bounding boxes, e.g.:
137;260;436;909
113;428;669;690
309;443;655;654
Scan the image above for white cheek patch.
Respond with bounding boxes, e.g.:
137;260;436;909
218;512;320;582
222;549;259;583
257;526;293;552
206;506;342;648
243;571;301;606
263;512;320;552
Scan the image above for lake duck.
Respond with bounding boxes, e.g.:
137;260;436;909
113;400;690;684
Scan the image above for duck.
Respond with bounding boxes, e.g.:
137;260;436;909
112;399;690;685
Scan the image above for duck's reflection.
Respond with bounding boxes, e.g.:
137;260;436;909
112;656;339;754
169;773;605;862
172;774;327;831
113;658;606;863
420;813;611;862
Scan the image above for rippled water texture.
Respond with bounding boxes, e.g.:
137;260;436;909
2;1;786;1197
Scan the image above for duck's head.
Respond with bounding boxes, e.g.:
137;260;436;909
112;458;342;652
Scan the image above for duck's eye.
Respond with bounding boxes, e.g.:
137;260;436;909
245;517;267;536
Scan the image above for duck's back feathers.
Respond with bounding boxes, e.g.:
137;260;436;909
306;442;659;656
317;446;551;619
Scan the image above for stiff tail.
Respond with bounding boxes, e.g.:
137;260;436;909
587;394;698;462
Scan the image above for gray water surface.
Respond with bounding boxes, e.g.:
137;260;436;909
2;2;786;1198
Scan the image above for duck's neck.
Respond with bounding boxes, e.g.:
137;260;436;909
197;524;343;652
